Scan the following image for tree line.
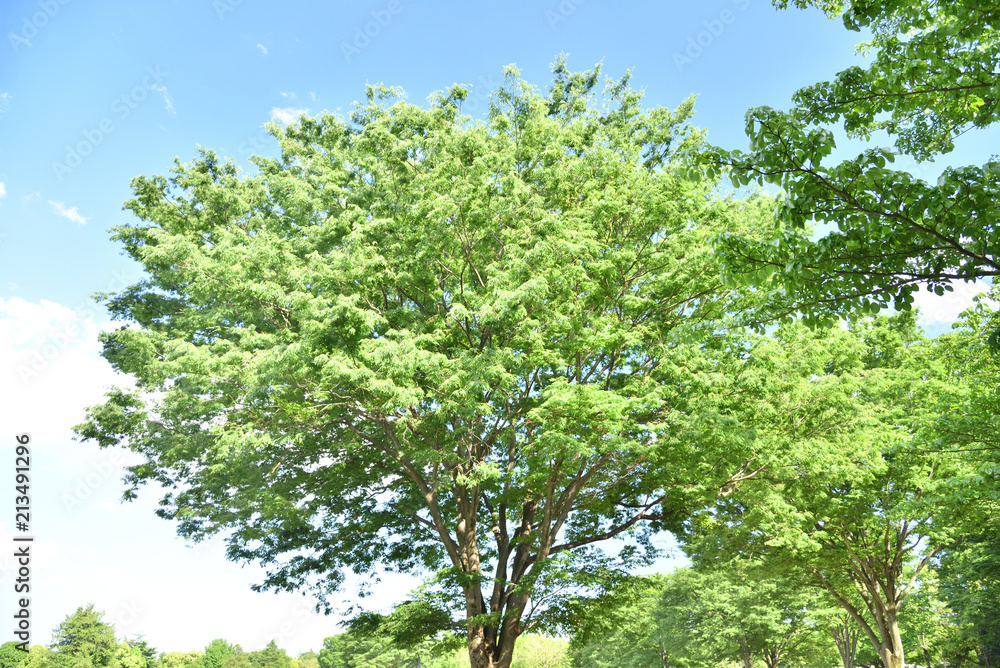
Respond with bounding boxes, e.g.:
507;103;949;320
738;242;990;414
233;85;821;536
0;605;571;668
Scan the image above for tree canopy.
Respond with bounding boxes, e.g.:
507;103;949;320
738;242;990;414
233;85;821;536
72;59;848;668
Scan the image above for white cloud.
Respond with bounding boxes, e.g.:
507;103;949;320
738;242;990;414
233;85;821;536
281;91;296;99
269;106;308;126
912;279;993;329
309;91;316;102
257;43;268;55
0;182;6;198
48;200;87;225
151;84;176;115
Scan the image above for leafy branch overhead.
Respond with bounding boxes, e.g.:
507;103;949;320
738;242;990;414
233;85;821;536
703;0;1000;327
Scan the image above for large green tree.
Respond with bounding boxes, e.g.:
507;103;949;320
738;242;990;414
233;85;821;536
74;61;841;668
704;0;1000;326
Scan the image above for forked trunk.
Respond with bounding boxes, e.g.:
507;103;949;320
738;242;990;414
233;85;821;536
464;587;525;668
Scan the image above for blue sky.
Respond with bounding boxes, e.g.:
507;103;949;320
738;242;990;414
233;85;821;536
0;0;993;658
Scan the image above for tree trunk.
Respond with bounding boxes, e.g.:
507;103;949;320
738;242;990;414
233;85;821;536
463;581;525;668
877;607;905;668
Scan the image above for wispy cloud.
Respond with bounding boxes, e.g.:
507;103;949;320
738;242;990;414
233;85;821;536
151;84;176;115
257;43;268;55
309;91;316;102
48;200;87;225
0;182;6;198
281;91;296;99
269;106;308;126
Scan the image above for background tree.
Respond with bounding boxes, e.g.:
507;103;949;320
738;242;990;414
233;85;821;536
704;0;1000;327
75;61;791;668
221;648;249;668
0;643;27;668
294;653;317;668
125;641;157;668
114;644;146;668
683;315;990;668
565;574;674;668
18;647;55;668
248;642;294;668
50;606;118;668
507;636;568;668
897;569;978;668
317;633;416;668
940;527;1000;668
158;653;202;668
199;641;236;668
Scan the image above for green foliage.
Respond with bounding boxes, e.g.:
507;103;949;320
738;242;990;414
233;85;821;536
157;653;202;668
317;634;417;668
221;648;249;668
940;526;1000;667
565;575;670;668
125;641;156;668
18;647;55;668
200;641;235;668
248;642;293;668
114;644;146;668
682;315;991;668
569;567;835;668
706;0;1000;326
75;58;795;668
293;654;316;668
507;636;568;668
0;643;27;668
50;606;119;668
898;568;979;668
